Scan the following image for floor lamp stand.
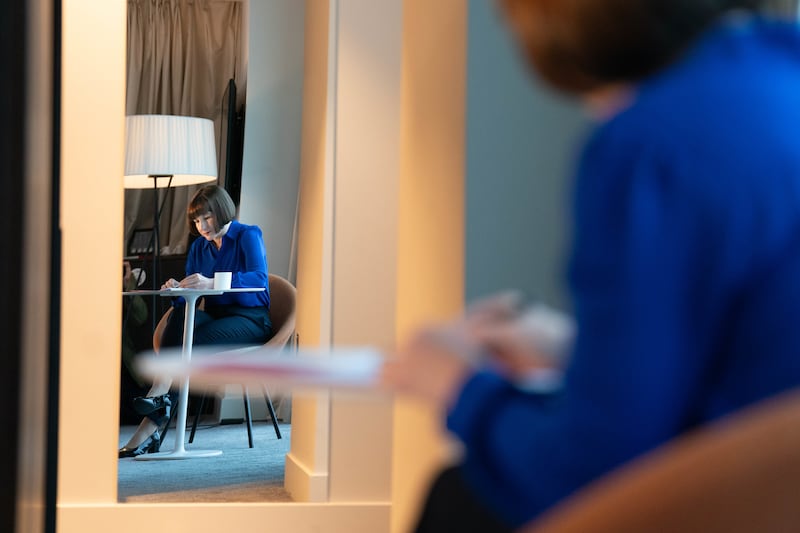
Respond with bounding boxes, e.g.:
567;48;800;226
149;174;173;330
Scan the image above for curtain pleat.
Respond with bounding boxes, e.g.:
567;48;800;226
125;0;242;256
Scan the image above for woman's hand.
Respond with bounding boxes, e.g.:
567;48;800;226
381;293;522;407
161;278;180;290
382;319;482;409
381;292;574;407
178;273;213;289
473;309;571;377
467;293;574;377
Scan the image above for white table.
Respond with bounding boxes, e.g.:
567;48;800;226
122;287;265;460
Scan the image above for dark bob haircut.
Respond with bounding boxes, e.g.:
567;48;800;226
497;0;764;94
187;184;237;235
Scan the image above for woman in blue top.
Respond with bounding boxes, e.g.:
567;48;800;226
384;0;800;531
119;185;273;458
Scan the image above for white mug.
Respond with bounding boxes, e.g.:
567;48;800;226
213;271;232;290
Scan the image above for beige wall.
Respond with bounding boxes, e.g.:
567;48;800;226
58;0;127;507
391;1;468;530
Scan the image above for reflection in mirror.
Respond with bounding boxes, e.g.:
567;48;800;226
118;0;300;503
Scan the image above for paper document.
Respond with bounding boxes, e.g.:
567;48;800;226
135;346;385;392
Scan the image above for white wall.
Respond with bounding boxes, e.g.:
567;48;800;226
464;0;589;310
239;0;306;280
190;0;307;422
326;0;400;505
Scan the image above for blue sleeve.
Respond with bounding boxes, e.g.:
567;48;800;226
232;226;268;289
447;122;721;527
202;224;270;308
185;240;199;278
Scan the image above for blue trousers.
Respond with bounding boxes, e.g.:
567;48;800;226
161;304;273;348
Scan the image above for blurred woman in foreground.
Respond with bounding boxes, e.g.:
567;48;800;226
383;1;800;530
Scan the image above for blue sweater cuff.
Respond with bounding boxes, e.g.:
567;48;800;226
446;370;510;442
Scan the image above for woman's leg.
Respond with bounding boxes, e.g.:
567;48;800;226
192;313;272;346
121;417;159;450
160;305;215;348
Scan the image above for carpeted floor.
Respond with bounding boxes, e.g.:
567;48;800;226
118;421;293;503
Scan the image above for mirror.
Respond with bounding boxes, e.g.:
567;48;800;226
118;0;305;503
57;1;396;526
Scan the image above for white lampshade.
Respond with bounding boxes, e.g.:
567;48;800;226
124;114;218;189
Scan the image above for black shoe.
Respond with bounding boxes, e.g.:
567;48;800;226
118;430;162;458
133;393;172;416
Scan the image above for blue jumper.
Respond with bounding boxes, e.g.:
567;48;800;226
184;219;270;309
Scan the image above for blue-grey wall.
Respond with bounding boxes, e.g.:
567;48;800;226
464;0;589;310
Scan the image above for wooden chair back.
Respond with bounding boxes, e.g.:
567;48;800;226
264;273;297;349
521;389;800;533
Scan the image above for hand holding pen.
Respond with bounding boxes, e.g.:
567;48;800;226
381;291;575;407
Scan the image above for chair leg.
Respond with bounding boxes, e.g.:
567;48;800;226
262;384;283;439
243;385;254;448
188;393;206;444
160;397;178;444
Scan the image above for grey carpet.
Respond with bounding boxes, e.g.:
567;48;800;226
118;421;293;503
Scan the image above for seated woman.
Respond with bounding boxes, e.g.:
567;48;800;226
119;185;273;458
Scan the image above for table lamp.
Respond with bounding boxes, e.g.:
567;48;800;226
124;114;217;294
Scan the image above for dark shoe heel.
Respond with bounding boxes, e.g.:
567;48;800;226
118;430;162;459
133;393;172;416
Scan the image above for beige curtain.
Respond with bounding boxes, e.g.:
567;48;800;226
125;0;242;255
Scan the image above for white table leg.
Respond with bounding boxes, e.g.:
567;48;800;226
136;293;222;460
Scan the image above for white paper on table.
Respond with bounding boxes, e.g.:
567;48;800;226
134;345;385;392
